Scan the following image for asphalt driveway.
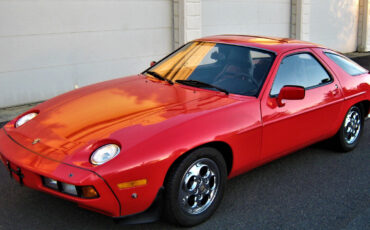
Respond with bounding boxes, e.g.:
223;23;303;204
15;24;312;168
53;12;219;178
0;122;369;230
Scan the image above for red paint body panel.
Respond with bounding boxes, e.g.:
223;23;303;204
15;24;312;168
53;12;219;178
260;48;345;160
0;35;369;218
0;129;120;216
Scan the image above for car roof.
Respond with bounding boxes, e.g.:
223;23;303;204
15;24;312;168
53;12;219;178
195;35;323;54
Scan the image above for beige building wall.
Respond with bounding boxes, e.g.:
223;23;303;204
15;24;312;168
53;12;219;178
368;1;370;50
358;0;370;51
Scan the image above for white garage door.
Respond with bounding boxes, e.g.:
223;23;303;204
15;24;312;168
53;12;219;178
0;0;173;108
202;0;291;38
309;0;359;53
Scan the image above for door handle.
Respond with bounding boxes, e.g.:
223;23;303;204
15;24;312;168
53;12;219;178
331;84;339;96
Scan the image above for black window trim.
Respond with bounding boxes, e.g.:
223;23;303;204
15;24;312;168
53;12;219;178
269;51;334;98
323;51;369;76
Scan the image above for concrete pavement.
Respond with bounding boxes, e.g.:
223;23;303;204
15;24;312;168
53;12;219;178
0;122;369;230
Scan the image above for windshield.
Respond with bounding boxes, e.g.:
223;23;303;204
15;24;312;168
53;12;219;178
146;41;275;96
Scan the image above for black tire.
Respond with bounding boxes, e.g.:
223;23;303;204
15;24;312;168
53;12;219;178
164;147;227;227
335;105;364;152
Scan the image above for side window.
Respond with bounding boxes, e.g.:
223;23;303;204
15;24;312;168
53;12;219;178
250;50;274;86
325;52;368;76
270;53;332;95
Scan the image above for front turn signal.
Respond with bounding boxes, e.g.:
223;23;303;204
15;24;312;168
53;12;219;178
81;186;99;198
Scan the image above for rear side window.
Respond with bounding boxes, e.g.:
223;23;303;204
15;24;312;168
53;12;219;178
325;52;368;76
270;53;332;95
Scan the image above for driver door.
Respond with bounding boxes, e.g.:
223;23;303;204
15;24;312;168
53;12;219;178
260;49;344;161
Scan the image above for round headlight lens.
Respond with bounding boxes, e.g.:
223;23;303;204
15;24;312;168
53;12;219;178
15;112;38;128
90;144;120;165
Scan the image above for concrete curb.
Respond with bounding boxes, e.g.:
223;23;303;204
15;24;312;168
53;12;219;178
0;102;41;122
344;52;370;58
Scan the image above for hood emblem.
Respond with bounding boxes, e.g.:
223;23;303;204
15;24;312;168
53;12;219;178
32;138;41;145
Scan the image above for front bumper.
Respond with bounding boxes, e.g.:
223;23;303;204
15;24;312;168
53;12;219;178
0;128;121;217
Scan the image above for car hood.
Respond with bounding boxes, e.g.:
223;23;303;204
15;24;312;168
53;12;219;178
5;75;240;163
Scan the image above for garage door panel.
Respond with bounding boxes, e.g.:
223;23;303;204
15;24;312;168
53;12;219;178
202;0;291;37
309;0;359;53
0;28;172;73
0;0;172;36
0;0;172;108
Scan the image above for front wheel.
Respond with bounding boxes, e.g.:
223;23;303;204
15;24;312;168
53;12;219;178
164;147;227;226
335;105;364;152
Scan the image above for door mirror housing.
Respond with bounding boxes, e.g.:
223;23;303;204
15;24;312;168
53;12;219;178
277;86;305;107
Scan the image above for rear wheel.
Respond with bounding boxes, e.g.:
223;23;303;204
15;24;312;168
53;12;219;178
164;147;227;226
335;105;364;152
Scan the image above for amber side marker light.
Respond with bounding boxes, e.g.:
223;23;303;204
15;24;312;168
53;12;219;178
81;186;99;198
117;179;147;189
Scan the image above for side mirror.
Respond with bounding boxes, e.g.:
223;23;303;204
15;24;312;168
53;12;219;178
277;86;305;107
210;51;219;60
150;61;157;67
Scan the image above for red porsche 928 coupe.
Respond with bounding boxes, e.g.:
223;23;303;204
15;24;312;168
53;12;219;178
0;35;369;226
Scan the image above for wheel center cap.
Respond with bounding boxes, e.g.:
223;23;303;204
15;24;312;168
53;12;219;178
200;184;206;192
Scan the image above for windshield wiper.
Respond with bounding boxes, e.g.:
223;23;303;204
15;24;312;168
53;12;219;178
176;80;229;95
145;71;173;85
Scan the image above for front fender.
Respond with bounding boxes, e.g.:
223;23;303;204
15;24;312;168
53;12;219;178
93;98;261;216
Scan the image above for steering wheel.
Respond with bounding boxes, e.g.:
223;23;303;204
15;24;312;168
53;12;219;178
215;72;258;88
213;71;259;96
238;73;259;89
